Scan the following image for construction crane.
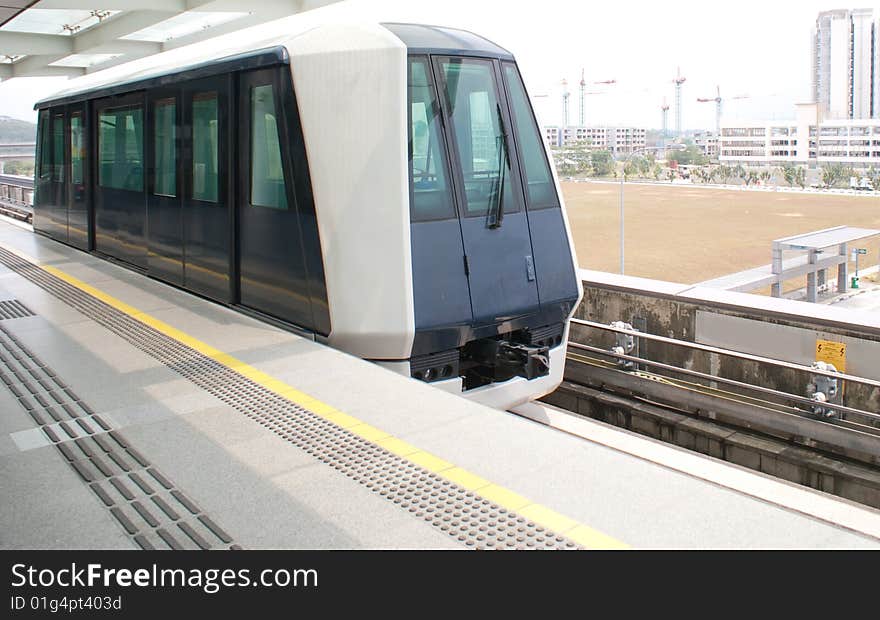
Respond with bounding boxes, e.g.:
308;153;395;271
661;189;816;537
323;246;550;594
673;67;686;135
697;86;750;134
561;78;570;128
579;70;586;125
661;97;669;138
578;72;615;126
697;85;723;134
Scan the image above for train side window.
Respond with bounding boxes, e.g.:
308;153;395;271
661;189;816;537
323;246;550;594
36;110;51;183
250;84;287;209
154;98;176;197
408;57;455;221
502;63;558;209
70;112;84;186
438;57;519;216
192;92;218;203
52;114;64;183
98;106;144;191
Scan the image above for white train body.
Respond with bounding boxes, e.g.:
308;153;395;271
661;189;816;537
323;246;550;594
33;20;582;410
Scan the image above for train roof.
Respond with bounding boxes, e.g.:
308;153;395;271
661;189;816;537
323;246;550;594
382;23;513;60
35;20;514;110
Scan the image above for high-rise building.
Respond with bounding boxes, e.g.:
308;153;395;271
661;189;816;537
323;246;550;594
875;13;880;118
812;8;877;120
852;9;874;118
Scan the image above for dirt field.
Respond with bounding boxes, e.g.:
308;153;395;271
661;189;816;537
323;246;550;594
562;181;880;285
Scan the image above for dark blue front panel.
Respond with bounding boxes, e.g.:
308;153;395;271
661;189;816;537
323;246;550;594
529;208;578;305
411;219;472;330
460;211;539;323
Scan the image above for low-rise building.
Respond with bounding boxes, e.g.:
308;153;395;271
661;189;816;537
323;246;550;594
543;125;646;156
693;131;719;159
719;103;880;167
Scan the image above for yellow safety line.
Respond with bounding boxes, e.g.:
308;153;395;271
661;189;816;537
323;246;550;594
4;241;628;550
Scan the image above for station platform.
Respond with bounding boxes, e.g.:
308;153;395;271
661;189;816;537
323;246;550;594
1;218;879;550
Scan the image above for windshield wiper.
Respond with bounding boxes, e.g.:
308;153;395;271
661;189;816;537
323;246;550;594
487;102;510;229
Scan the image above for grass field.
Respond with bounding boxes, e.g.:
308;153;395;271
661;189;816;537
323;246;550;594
561;181;880;285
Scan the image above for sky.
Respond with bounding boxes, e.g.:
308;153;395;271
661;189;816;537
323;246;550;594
1;0;879;130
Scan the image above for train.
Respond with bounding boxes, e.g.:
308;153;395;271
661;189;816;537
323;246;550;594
31;19;582;410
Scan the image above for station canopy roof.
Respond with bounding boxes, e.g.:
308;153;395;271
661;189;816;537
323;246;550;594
775;226;880;251
0;0;341;81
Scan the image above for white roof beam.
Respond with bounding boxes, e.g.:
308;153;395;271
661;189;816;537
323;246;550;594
37;0;188;10
184;0;274;10
84;52;153;74
10;54;84;78
14;55;68;72
161;1;302;51
72;11;179;53
0;32;72;56
17;65;84;78
84;39;162;57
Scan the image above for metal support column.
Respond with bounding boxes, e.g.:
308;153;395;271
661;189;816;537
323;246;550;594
838;243;848;293
807;249;818;303
771;242;783;297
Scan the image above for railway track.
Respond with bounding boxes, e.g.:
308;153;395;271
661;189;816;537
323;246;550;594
0;199;32;224
561;318;880;465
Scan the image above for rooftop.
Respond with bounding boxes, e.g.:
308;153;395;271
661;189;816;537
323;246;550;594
0;0;342;81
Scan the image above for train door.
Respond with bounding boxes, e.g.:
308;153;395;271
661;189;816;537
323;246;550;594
94;93;147;268
181;77;231;301
34;109;53;235
407;56;474;342
499;62;578;308
147;89;184;286
45;108;67;242
432;56;539;324
236;68;313;327
67;104;89;250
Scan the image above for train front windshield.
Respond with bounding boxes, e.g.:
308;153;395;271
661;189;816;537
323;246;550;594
408;56;558;224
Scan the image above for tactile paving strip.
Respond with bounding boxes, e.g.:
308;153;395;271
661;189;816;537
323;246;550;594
0;246;579;550
0;322;239;551
0;299;34;320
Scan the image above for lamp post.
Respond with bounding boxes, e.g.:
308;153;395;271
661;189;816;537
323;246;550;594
618;143;686;274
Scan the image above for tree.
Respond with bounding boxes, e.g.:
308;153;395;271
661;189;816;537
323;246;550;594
665;145;709;166
652;164;662;181
821;163;851;188
869;166;880;190
589;149;615;177
779;164;798;187
3;159;34;177
794;167;806;188
717;165;733;184
759;170;771;185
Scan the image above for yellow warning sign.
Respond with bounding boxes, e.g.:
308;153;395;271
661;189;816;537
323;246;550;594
815;339;846;372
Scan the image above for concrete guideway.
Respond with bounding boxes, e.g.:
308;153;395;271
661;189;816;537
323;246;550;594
0;220;878;548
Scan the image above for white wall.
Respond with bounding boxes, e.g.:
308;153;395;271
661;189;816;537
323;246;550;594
852;10;874;119
828;14;851;119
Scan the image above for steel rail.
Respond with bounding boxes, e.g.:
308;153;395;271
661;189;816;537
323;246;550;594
567;341;880;424
570;317;880;390
564;356;880;457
